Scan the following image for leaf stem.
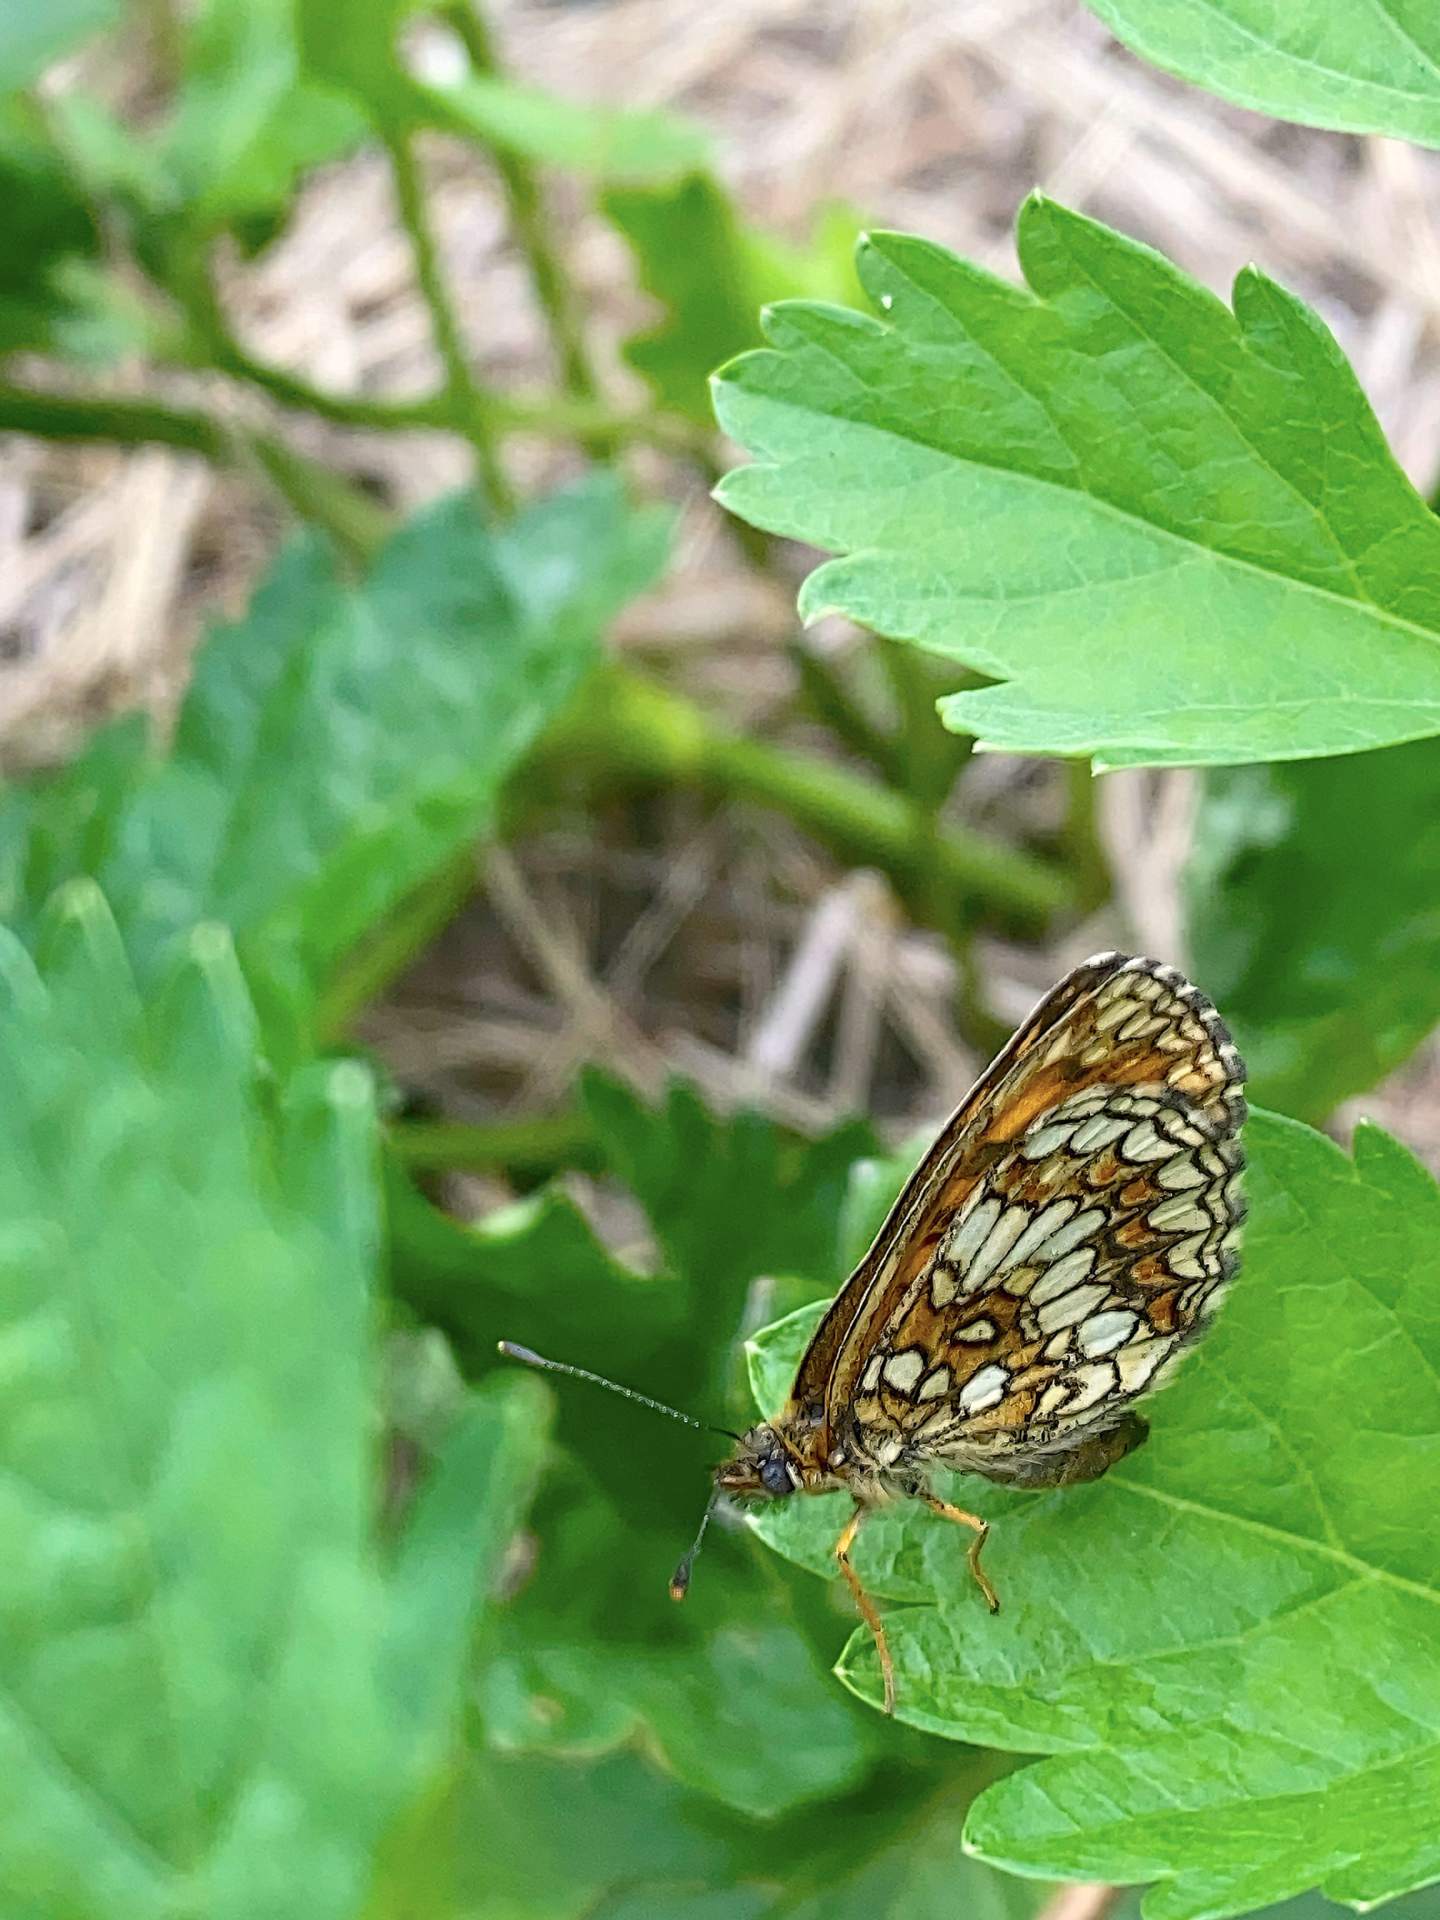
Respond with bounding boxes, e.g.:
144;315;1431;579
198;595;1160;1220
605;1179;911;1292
534;665;1073;933
389;1109;600;1176
0;381;389;566
1062;758;1111;915
208;340;707;451
383;124;516;514
317;851;478;1042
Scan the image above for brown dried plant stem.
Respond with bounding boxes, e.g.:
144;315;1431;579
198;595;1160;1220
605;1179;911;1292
1036;1884;1127;1920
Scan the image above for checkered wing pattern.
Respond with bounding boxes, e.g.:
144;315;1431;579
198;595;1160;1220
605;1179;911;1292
788;954;1246;1488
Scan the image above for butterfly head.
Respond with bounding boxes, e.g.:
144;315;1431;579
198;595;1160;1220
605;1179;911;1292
714;1423;801;1502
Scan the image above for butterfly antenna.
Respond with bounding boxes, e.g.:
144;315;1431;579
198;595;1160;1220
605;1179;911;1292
497;1342;740;1443
669;1493;718;1602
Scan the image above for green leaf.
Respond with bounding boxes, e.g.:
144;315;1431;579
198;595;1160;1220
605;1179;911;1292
604;173;861;423
463;1744;1051;1920
1084;0;1440;148
746;1110;1440;1917
714;195;1440;771
389;1075;887;1816
420;73;707;180
386;1156;688;1408
162;0;366;227
382;1373;551;1779
580;1071;878;1406
1187;741;1440;1121
0;0;115;90
0;894;548;1919
0;478;669;1036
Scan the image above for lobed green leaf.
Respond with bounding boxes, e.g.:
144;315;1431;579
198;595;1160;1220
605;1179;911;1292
0;478;669;1042
1084;0;1440;149
0;895;547;1920
715;195;1440;770
746;1111;1440;1917
604;172;861;423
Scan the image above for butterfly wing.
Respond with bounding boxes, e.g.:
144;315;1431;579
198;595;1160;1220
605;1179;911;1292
782;953;1245;1486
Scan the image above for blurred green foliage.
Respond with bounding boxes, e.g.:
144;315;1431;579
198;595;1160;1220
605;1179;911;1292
4;2;1440;1917
1188;743;1440;1122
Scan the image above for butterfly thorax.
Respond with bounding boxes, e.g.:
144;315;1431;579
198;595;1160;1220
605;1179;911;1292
714;1415;852;1502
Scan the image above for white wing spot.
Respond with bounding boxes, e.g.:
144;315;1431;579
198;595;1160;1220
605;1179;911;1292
957;1364;1009;1414
1148;1195;1211;1233
946;1195;1000;1268
1157;1154;1207;1191
953;1318;997;1343
1116;1337;1174;1393
1037;1281;1110;1334
1021;1121;1077;1161
1095;996;1143;1032
1078;1308;1138;1357
1025;1205;1104;1270
965;1204;1031;1288
930;1265;959;1308
1068;1114;1130;1155
1168;1233;1211;1279
1117;1010;1166;1043
1064;1360;1119;1416
917;1366;951;1402
999;1198;1076;1272
883;1350;925;1394
1121;1120;1172;1162
1029;1245;1097;1305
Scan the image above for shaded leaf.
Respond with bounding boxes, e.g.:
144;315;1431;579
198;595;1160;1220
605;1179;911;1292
715;195;1440;770
605;172;861;422
580;1070;878;1411
162;0;365;227
1187;741;1440;1121
465;1744;1049;1920
0;97;105;357
1085;0;1440;148
747;1110;1440;1917
390;1075;887;1815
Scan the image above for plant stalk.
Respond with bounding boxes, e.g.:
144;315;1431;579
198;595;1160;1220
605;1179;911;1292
442;0;604;427
384;125;515;514
0;382;388;566
534;666;1073;933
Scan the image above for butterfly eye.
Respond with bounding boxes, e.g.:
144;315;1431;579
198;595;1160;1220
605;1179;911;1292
760;1454;795;1496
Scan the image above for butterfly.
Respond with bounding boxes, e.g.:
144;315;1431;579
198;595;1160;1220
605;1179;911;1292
503;952;1246;1715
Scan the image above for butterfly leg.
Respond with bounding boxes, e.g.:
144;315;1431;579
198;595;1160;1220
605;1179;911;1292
833;1503;895;1715
919;1492;1000;1614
